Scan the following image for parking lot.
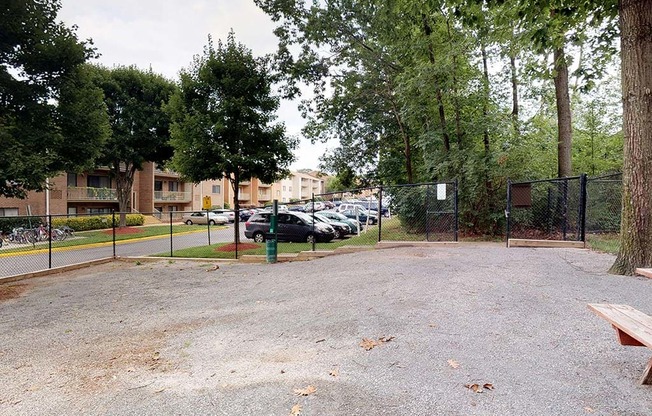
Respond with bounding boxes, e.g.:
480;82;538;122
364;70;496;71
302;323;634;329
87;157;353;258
1;244;651;415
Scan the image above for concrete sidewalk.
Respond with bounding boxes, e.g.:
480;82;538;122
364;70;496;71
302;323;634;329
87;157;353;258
1;244;650;415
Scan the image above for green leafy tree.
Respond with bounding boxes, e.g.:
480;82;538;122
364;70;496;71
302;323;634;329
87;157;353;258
90;65;176;226
0;0;109;198
168;33;296;243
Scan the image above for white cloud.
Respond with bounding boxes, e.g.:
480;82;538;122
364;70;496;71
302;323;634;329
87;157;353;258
58;0;330;170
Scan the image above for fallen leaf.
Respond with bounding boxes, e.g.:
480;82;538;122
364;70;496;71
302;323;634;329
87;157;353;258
465;383;483;393
206;265;220;271
447;359;460;369
429;323;438;328
483;383;494;390
329;368;340;377
290;404;302;415
294;385;317;396
360;338;378;351
379;336;395;343
584;407;595;413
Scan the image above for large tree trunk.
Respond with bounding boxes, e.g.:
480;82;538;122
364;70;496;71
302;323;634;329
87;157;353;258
609;0;652;275
388;89;414;183
553;45;573;178
422;15;450;153
510;50;520;135
115;165;135;227
481;42;496;232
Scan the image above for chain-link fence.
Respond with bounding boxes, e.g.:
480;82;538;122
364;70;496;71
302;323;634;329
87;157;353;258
506;173;623;243
506;175;586;242
586;173;622;234
1;182;461;279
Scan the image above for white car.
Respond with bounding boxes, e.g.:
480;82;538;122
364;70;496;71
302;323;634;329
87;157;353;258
182;211;228;225
212;209;236;223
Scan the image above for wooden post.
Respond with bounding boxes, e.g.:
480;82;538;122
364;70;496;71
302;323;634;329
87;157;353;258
641;357;652;385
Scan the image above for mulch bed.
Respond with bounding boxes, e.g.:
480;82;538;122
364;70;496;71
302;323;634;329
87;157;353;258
216;243;261;252
101;227;144;236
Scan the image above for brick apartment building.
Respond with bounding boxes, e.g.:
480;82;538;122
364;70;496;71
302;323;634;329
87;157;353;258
0;166;326;217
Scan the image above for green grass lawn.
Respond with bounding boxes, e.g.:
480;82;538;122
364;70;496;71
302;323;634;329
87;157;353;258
155;230;380;259
0;224;216;254
586;233;620;254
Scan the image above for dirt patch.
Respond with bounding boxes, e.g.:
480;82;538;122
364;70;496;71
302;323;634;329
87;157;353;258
102;227;144;236
0;283;30;301
217;242;261;252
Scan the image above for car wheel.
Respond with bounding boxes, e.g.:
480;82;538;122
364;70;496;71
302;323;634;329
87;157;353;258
333;229;341;239
209;220;216;225
305;233;316;244
185;220;193;225
253;231;265;243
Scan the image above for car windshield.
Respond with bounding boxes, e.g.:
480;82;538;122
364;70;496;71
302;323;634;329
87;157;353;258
295;212;315;224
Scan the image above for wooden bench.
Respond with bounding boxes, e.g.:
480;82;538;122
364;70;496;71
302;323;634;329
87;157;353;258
588;303;652;385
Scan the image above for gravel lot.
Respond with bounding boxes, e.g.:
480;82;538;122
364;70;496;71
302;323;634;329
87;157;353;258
1;244;651;416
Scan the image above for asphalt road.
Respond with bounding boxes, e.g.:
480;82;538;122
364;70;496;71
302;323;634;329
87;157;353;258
0;225;245;279
1;244;651;415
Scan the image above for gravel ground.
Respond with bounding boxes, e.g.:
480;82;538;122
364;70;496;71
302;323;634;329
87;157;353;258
0;243;651;416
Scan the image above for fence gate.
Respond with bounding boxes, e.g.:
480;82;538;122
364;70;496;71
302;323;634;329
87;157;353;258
506;175;587;244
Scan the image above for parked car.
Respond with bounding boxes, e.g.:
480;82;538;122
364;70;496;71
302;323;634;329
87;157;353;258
239;208;258;222
317;210;360;233
340;209;378;225
263;204;289;212
245;211;334;243
304;201;326;212
314;213;351;239
212;209;236;223
354;200;389;217
182;211;228;225
288;204;305;212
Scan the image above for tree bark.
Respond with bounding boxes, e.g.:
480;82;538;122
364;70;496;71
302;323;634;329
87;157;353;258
553;45;573;178
114;164;135;227
481;42;495;231
610;0;652;275
510;52;520;135
422;15;450;153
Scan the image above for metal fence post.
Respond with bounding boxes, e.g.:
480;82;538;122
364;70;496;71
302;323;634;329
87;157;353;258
425;184;431;242
378;186;383;242
112;210;116;258
206;208;211;246
506;179;511;247
48;214;52;269
311;193;316;252
579;173;587;241
169;211;173;257
454;180;459;242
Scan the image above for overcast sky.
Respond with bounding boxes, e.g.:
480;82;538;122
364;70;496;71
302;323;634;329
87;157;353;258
57;0;330;170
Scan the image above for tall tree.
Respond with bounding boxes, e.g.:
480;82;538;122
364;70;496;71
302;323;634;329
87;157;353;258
610;0;652;275
168;33;296;244
0;0;109;198
90;65;176;226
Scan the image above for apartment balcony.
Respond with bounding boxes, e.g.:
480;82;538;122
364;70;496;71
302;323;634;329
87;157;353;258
154;168;181;178
258;182;272;188
258;192;272;202
238;193;251;201
67;187;117;201
154;191;192;202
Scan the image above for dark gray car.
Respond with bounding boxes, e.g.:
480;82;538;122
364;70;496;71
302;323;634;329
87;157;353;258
244;211;335;243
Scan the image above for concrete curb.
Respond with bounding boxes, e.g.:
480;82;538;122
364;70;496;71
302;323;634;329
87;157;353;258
0;258;115;284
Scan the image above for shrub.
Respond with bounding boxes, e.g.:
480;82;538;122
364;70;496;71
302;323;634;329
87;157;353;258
51;214;145;231
0;216;44;233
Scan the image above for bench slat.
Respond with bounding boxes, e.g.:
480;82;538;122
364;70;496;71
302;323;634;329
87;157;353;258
587;303;652;349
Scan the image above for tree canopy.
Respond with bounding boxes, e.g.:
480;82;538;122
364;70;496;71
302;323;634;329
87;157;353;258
89;65;176;225
0;0;109;198
168;32;296;240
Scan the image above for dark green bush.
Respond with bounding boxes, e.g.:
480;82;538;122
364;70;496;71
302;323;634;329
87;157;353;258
51;214;145;231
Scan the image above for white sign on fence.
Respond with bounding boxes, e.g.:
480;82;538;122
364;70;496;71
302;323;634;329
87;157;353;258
437;184;446;200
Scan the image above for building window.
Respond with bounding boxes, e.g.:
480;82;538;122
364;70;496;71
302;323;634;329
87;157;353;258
87;175;110;188
67;173;77;187
154;181;163;192
88;207;112;214
67;207;77;216
288;186;292;192
212;185;221;194
168;182;179;192
0;208;19;216
283;186;286;191
276;190;281;196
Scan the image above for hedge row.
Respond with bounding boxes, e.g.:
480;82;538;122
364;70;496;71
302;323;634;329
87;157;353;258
51;214;145;231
